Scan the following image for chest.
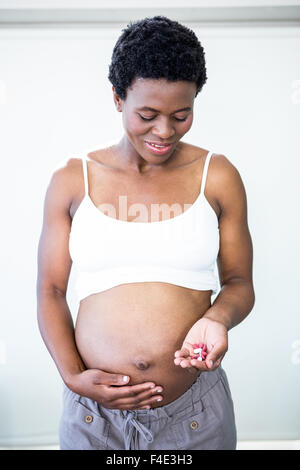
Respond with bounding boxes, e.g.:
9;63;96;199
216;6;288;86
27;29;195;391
70;161;220;223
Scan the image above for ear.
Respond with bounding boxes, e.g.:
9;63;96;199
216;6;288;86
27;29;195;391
112;86;122;112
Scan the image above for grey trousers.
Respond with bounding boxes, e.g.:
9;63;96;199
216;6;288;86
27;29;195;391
59;365;237;450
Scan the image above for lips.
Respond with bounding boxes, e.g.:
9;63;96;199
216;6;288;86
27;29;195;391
145;140;173;146
145;140;173;155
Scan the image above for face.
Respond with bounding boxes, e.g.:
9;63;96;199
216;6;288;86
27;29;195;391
112;78;197;166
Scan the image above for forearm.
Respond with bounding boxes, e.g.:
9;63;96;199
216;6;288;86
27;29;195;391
203;278;255;331
37;290;86;384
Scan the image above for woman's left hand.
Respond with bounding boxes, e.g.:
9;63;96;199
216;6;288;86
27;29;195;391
174;316;228;372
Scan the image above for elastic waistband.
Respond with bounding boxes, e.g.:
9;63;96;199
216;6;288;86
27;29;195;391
111;367;223;450
109;366;223;422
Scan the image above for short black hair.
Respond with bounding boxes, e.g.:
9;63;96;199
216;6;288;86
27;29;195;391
108;15;207;101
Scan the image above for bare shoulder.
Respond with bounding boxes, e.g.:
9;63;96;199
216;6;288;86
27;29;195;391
209;152;241;182
186;147;247;220
52;154;84;177
45;156;84;214
209;153;249;221
175;142;245;192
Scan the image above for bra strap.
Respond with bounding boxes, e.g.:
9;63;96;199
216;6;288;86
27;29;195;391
81;155;89;196
200;151;213;195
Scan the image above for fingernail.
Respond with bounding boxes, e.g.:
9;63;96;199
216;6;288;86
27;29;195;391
209;360;214;367
123;376;129;382
157;398;162;402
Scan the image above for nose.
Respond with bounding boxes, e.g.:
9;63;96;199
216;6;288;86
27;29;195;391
152;118;175;140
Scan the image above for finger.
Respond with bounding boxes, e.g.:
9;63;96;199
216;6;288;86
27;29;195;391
174;357;190;367
174;356;184;366
104;381;156;401
139;386;164;399
174;355;205;371
174;354;195;366
190;358;210;370
92;371;132;386
205;341;227;370
180;357;209;371
132;391;164;408
136;395;164;409
110;385;164;409
126;385;164;403
110;391;164;410
174;347;190;358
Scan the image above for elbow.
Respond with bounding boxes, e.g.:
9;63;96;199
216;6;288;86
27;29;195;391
222;276;255;309
245;281;256;313
247;279;255;308
36;279;67;300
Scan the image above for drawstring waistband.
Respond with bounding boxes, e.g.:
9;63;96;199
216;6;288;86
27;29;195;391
122;410;154;450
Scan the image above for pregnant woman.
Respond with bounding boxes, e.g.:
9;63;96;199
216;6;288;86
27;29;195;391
37;16;255;450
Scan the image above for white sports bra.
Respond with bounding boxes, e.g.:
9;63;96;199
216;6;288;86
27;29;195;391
69;149;220;302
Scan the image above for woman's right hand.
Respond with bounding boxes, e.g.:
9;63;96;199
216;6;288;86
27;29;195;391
66;369;164;410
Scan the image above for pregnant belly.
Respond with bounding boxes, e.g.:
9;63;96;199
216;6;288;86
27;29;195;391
75;282;212;408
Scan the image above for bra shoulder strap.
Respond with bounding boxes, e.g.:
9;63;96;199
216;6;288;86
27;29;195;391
81;155;89;196
200;150;213;195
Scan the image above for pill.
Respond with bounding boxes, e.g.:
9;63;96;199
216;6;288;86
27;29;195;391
202;344;207;352
197;356;203;361
199;343;204;348
193;348;202;354
191;355;199;359
193;344;200;349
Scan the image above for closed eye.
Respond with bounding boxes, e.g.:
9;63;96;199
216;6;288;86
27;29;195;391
139;115;188;122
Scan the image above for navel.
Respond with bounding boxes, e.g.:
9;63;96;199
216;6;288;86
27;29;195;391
134;358;150;370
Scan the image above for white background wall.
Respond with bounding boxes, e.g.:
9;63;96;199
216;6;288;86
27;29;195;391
0;2;300;446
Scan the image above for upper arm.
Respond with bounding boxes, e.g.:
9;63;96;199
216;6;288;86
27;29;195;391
36;159;77;297
214;155;254;287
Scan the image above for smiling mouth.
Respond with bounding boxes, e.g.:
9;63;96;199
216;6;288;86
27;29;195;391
145;141;173;155
145;141;173;148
